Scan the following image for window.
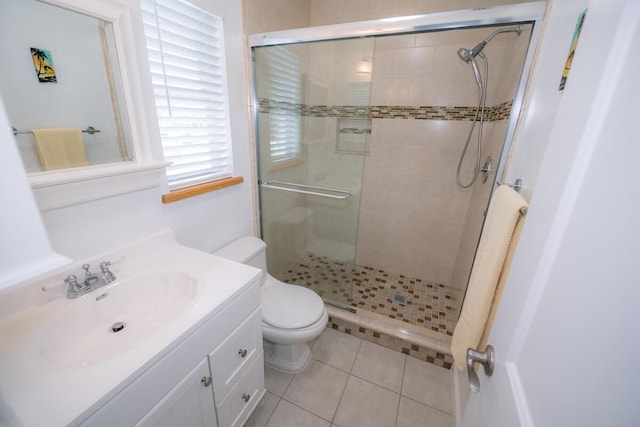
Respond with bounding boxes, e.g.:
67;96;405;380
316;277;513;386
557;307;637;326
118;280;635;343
141;0;233;190
267;47;301;163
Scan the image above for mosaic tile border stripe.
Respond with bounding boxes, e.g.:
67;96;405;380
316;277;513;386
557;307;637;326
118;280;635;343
258;98;513;121
328;315;454;370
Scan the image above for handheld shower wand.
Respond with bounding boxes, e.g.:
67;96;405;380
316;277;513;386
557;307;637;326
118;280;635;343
455;25;523;190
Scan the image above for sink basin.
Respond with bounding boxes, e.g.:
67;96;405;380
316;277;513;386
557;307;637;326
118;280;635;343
42;272;198;367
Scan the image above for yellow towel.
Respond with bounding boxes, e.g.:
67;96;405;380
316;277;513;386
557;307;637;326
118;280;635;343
478;212;525;352
32;128;89;170
450;185;528;371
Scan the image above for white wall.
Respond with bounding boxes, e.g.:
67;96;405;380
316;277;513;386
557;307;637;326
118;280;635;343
2;0;255;278
503;0;590;201
0;98;70;290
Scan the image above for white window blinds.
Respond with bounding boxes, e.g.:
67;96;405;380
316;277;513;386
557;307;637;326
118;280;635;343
142;0;233;189
268;47;301;162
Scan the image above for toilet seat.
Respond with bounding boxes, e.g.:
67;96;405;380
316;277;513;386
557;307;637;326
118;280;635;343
262;283;325;329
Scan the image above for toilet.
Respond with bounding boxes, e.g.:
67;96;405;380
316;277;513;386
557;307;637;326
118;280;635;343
214;236;328;373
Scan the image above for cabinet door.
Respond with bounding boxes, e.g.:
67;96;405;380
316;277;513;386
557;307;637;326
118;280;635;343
136;358;218;427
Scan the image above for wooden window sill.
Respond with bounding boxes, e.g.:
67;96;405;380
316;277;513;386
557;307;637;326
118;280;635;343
161;176;244;204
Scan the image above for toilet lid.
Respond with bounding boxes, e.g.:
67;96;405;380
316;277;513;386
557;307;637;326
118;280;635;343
262;284;325;329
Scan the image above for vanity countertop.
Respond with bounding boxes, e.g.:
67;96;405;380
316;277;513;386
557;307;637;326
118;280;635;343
0;230;262;427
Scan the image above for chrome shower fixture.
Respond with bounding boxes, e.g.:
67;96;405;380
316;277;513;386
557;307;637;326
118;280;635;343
457;25;523;64
455;24;522;190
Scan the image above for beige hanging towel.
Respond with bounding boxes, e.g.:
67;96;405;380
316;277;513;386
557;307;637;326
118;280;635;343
32;128;89;170
450;185;528;371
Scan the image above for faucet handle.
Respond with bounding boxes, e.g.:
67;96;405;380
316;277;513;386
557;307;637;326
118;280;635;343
64;274;80;289
99;261;116;283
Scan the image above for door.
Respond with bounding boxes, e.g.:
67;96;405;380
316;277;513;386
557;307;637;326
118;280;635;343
462;0;640;425
253;39;373;310
136;358;217;427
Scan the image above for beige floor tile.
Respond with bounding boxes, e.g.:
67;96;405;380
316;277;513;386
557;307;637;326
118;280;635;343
333;376;400;427
401;356;452;414
265;399;331;427
396;396;453;427
351;340;406;392
265;366;295;397
283;360;349;421
244;392;280;427
312;328;362;372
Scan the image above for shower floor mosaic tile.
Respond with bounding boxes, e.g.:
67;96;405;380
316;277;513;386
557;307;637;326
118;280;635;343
280;253;463;337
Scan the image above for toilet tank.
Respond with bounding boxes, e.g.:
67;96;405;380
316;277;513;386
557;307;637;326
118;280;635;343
213;236;268;278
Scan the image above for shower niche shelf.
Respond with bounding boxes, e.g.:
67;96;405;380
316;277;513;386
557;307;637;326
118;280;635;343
336;117;371;155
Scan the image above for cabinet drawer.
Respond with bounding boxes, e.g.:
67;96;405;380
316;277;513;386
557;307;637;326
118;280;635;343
216;352;265;427
209;308;262;400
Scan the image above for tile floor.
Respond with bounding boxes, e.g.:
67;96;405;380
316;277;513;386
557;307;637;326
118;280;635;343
244;328;454;427
281;253;462;337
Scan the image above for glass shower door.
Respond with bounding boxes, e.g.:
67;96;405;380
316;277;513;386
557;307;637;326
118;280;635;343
254;38;374;310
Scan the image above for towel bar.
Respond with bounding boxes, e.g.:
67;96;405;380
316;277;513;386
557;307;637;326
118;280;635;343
261;180;351;200
11;126;101;135
497;178;523;192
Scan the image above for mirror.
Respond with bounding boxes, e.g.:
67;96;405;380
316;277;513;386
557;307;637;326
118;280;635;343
0;0;134;173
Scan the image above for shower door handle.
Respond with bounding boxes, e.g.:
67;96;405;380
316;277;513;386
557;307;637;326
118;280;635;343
261;180;351;200
466;345;495;393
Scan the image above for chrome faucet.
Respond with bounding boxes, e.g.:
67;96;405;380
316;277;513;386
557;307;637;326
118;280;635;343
64;261;117;299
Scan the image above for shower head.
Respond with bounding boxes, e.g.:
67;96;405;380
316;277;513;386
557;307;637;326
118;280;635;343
457;44;484;63
457;25;523;63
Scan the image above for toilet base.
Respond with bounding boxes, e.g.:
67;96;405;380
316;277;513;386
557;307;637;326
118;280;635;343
263;340;312;374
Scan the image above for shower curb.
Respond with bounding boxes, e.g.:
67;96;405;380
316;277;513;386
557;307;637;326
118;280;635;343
326;306;453;370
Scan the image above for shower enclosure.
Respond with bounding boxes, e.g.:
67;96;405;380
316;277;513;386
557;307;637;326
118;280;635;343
251;3;544;343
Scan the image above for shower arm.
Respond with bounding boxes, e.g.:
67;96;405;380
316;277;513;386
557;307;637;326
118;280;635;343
461;25;523;62
483;25;523;44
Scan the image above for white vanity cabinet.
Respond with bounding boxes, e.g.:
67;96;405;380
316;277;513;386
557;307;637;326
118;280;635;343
79;280;265;427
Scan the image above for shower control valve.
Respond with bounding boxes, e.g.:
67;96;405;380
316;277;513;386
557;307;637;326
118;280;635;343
480;156;492;183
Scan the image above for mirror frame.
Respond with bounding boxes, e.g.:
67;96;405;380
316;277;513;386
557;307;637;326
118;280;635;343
23;0;166;211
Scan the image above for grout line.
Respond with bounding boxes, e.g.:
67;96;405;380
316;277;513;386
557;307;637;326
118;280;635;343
260;392;278;427
280;396;334;424
347;336;364;374
399;393;455;417
395;352;409;426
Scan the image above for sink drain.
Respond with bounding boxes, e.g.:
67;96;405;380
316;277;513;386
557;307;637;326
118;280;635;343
110;322;126;333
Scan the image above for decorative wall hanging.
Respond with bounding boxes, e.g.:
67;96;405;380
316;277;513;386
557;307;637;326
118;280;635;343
30;48;57;83
559;9;587;91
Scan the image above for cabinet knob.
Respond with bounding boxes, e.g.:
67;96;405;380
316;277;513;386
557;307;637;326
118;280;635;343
242;393;251;403
238;349;248;358
201;376;212;387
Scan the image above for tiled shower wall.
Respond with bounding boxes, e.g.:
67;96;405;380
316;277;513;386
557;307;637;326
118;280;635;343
449;26;533;292
356;28;529;288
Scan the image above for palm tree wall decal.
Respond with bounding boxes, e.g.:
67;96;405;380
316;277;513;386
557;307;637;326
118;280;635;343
30;48;57;83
